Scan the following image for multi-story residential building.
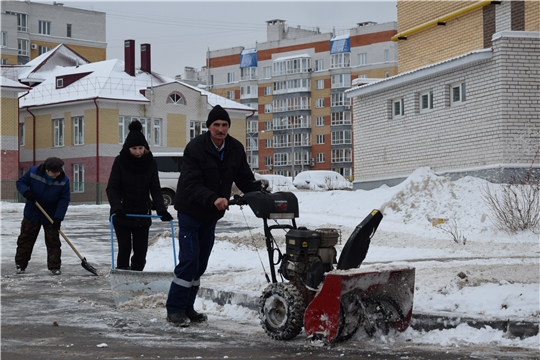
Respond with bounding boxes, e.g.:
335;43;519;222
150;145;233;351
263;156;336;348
347;0;539;189
0;1;106;65
206;20;398;179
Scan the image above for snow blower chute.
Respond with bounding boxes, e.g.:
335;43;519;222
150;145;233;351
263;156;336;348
229;190;415;345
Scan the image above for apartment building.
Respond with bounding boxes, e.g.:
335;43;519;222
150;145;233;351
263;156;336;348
0;1;106;65
206;20;398;179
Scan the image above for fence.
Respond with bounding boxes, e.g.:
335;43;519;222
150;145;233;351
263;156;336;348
1;181;108;205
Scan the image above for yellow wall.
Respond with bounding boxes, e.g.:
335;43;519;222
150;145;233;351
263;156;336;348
397;1;484;73
1;97;19;136
526;1;540;31
167;113;187;147
35;114;52;149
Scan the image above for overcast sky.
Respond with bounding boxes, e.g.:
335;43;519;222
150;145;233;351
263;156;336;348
57;1;397;78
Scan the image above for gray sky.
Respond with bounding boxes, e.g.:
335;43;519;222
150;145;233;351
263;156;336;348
58;1;397;78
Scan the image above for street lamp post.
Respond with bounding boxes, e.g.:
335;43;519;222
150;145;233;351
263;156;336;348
290;123;295;181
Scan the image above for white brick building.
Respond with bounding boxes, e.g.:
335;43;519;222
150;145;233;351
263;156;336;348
347;31;540;190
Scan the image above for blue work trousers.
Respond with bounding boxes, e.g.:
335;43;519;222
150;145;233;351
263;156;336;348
166;212;217;314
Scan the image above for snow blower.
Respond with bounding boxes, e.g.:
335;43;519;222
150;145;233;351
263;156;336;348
229;190;415;345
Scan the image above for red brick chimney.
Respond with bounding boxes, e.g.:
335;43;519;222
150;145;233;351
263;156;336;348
124;40;135;76
141;43;151;73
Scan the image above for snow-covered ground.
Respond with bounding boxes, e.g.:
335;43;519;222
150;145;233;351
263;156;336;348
1;167;538;350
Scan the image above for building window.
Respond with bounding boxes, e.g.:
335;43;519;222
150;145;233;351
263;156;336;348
315;59;324;71
330;53;350;68
16;13;28;32
331;112;351;125
73;116;84;145
316;153;325;163
227;72;235;83
316;79;324;90
393;98;404;118
420;90;434;113
331;74;351;89
274;153;288;166
18;39;29;56
264;104;272;113
119;116;161;145
264;66;272;78
73;164;84;193
248;120;258;133
358;74;367;79
331;130;351;145
0;58;6;65
53;119;64;147
189;120;207;140
56;78;64;88
167;92;185;104
227;90;235;100
331;93;349;107
19;123;24;146
265;156;273;167
272;57;310;76
384;49;389;62
240;67;257;80
38;46;51;55
272;97;310;112
331;148;352;163
451;82;466;105
240;85;257;99
316;98;325;108
385;71;390;78
316;134;325;144
264;86;272;96
264;139;273;149
67;24;72;37
264;121;273;131
316;116;324;126
1;32;6;48
358;53;367;66
209;75;214;85
39;20;51;35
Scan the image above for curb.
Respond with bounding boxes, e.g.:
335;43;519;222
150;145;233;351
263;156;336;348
198;287;539;339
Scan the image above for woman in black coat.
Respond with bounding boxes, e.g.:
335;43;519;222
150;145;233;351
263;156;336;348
106;120;173;271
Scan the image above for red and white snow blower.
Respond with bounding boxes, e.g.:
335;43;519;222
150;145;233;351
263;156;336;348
229;188;415;345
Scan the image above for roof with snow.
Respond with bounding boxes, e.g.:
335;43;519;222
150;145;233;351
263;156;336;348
0;76;31;91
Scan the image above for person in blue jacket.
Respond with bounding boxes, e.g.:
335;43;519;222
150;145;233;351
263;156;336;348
15;157;70;275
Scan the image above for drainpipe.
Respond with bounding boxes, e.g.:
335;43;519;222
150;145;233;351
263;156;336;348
391;0;497;41
17;91;29;175
93;98;100;204
25;106;36;166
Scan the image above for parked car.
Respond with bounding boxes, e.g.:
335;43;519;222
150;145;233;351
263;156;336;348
153;152;183;207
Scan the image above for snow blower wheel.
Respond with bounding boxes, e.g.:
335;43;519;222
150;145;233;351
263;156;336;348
361;296;405;337
259;282;306;340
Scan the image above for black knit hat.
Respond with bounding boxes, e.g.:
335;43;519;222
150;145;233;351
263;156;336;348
123;120;149;149
206;105;231;128
44;157;64;173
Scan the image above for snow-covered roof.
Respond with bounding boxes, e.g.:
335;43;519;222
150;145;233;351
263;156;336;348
346;48;493;98
18;54;255;113
17;44;90;82
0;76;31;91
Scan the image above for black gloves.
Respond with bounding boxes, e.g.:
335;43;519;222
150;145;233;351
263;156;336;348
158;210;173;222
114;209;126;218
52;218;62;230
24;191;36;203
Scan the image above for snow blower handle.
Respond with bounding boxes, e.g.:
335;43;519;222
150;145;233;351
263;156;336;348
228;194;246;206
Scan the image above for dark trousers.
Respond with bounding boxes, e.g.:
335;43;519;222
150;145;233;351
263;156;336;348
113;223;150;271
166;212;217;314
15;217;61;270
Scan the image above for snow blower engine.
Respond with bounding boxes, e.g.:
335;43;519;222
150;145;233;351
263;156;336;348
229;189;415;345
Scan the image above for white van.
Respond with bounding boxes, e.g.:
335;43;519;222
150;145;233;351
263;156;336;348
153;152;184;207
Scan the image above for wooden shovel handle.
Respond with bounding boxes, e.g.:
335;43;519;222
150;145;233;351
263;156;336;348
34;201;84;260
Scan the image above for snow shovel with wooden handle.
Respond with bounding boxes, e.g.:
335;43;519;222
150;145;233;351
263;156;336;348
35;201;99;276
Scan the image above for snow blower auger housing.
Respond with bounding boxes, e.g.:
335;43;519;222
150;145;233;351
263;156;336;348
229;190;415;345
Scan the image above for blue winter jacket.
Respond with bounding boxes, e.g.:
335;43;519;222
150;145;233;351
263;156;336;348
16;164;71;225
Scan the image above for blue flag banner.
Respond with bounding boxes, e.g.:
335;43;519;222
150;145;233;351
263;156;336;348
240;49;258;68
330;35;350;54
